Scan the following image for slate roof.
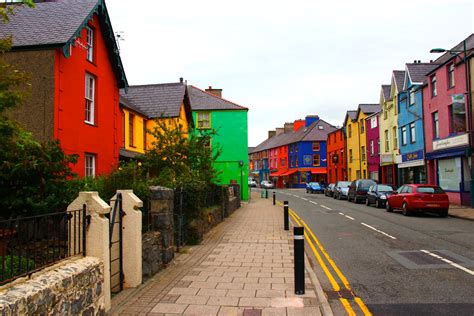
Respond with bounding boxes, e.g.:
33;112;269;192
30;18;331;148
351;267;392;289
0;0;98;47
358;104;380;115
301;120;337;142
0;0;128;88
188;86;248;111
405;63;439;87
120;83;186;118
393;70;406;91
382;85;391;100
347;110;357;121
426;34;474;75
119;96;148;117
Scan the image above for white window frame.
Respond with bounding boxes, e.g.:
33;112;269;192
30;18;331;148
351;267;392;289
431;75;437;97
370;140;374;155
197;112;210;129
409;122;416;143
85;73;95;124
86;26;94;62
85;153;96;177
409;90;415;105
433;112;439;139
370;117;377;129
448;63;455;88
401;126;407;146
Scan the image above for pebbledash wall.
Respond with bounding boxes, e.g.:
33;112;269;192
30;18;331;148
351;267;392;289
0;257;105;315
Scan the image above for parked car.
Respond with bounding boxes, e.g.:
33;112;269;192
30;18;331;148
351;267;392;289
248;178;258;187
366;184;397;208
333;181;351;200
347;179;377;203
324;183;336;197
260;180;274;189
386;184;449;217
306;182;324;194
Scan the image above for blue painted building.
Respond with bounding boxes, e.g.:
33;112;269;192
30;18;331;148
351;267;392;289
397;62;438;184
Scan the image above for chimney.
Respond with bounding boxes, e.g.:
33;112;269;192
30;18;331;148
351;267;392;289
284;122;294;132
179;77;183;83
205;86;222;98
293;119;305;131
268;130;276;139
305;115;320;127
276;128;284;135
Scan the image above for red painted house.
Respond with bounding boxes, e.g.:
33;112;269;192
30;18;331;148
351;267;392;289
326;128;347;183
1;0;127;177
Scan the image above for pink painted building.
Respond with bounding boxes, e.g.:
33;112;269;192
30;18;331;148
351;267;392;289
423;35;473;205
365;112;380;181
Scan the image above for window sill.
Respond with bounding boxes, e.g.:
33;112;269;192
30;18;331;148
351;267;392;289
84;121;97;127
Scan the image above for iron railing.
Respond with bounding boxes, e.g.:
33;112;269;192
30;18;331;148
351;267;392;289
0;206;89;285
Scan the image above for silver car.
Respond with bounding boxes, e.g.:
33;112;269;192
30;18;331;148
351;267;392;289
260;180;274;189
333;181;351;200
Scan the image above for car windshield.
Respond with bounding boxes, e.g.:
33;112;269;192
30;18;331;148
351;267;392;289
338;181;351;188
378;185;394;192
417;186;445;194
359;180;375;189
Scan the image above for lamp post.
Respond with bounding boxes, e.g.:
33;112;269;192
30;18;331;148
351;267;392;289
431;40;473;205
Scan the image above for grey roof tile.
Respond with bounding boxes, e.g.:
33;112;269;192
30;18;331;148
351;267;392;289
120;83;186;118
0;0;99;47
406;63;439;86
393;70;406;90
358;104;380;115
189;86;248;111
431;34;474;66
382;85;391;100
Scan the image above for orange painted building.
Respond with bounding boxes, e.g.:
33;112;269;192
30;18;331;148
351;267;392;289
326;128;347;183
2;1;128;177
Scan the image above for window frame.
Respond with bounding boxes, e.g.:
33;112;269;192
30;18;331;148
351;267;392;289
128;113;135;147
85;153;96;178
384;130;389;152
409;90;415;105
432;111;439;139
313;154;320;166
431;75;437;97
448;63;455;89
349;149;353;163
86;26;94;62
361;146;366;161
196;112;211;129
85;73;95;125
401;126;407;146
360;119;365;134
409;122;416;143
312;142;320;151
393;126;398;150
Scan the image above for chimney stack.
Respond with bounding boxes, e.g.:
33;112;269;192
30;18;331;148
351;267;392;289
268;130;276;139
284;122;294;133
205;86;222;98
276;128;284;135
179;77;183;83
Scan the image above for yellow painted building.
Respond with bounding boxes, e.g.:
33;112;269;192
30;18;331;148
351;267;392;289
379;71;405;185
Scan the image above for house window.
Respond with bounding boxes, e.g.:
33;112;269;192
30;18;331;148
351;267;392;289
448;63;455;88
361;146;366;161
348;125;352;138
370;140;374;155
295;145;298;153
409;122;416;143
143;123;147;150
85;73;95;124
121;111;125;147
349;149;353;163
370;117;377;129
129;113;135;147
431;75;437;97
295;157;298;167
433;112;439;139
401;126;407;146
312;142;320;151
409;90;415;105
313;154;320;166
281;158;285;166
360;120;365;134
393;126;398;150
86;26;94;62
377;138;380;154
384;106;388;120
197;112;210;129
85;153;96;178
450;102;467;134
340;149;344;162
384;130;389;152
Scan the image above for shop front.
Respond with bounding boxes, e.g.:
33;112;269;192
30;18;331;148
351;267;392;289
398;150;426;185
380;154;397;185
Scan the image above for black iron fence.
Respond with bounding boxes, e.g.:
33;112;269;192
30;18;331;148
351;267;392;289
0;207;89;285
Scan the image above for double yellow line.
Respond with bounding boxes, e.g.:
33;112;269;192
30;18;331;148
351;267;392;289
280;201;372;316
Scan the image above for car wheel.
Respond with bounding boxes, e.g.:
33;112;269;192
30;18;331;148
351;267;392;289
402;202;410;216
386;202;393;212
439;209;448;217
365;198;370;206
375;199;380;208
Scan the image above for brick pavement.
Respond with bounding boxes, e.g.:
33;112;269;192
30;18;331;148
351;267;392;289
110;191;331;315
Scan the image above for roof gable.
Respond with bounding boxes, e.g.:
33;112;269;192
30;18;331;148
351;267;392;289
391;70;405;95
0;0;127;88
343;110;357;126
404;63;439;89
188;86;248;111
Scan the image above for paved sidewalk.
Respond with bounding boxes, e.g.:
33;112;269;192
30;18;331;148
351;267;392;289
109;192;331;315
449;204;474;220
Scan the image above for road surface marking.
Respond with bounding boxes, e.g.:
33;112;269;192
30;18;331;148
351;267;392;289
361;223;397;240
339;212;345;215
320;205;332;210
301;198;308;201
289;210;371;316
420;250;474;276
310;201;318;205
345;215;355;220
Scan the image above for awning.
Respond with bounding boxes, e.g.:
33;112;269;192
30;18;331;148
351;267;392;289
310;168;326;174
270;169;287;177
281;169;297;176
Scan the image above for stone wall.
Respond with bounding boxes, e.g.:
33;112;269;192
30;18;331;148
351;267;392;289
0;257;104;315
142;231;163;280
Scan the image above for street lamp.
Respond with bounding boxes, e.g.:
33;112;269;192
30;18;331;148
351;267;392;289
431;40;473;205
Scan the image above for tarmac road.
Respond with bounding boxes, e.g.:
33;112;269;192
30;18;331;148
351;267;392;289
274;188;474;316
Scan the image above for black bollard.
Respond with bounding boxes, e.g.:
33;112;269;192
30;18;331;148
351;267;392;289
273;191;276;205
284;201;289;231
294;226;305;295
265;189;269;199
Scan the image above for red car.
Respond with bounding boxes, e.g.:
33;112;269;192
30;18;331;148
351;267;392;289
386;184;449;217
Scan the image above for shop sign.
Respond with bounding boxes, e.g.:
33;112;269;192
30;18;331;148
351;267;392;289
380;154;393;164
402;150;424;162
433;133;468;151
303;155;312;166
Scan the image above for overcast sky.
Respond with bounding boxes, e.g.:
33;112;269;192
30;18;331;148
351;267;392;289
106;0;473;147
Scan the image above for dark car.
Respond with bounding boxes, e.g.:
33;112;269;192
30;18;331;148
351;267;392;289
386;184;449;217
324;183;335;197
306;182;324;194
347;179;377;203
333;181;351;200
365;184;397;208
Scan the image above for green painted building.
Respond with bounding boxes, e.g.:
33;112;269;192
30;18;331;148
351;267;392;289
189;85;249;200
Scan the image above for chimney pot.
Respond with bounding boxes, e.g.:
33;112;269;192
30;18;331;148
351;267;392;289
179;77;183;83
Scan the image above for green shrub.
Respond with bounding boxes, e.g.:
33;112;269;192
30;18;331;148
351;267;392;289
0;255;35;281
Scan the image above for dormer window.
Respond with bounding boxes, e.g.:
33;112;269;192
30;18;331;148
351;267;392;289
86;26;94;62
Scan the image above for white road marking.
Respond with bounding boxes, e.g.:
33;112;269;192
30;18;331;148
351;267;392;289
301;198;308;201
345;215;355;220
338;212;345;215
420;250;474;276
310;201;318;205
320;205;332;210
361;223;397;240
